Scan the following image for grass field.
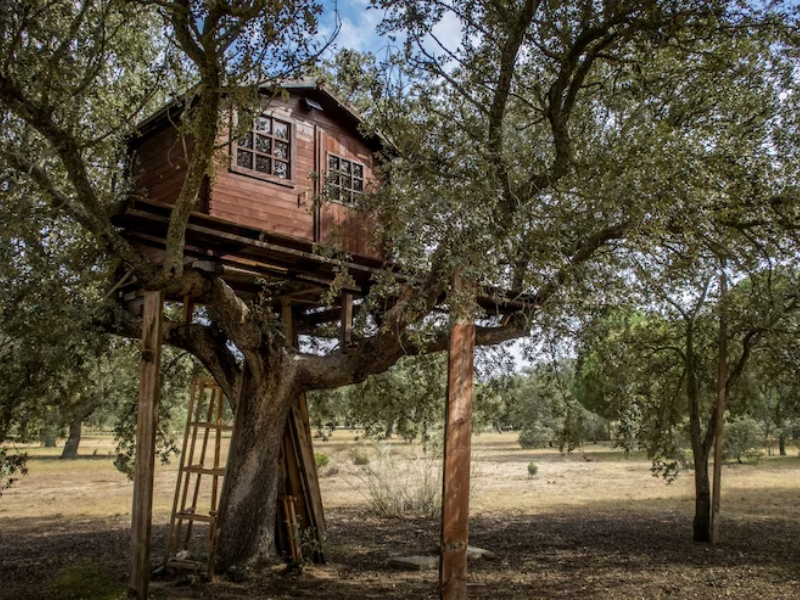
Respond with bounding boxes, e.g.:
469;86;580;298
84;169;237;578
1;432;799;599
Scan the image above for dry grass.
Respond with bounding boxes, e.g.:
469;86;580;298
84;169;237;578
4;431;799;522
2;431;800;600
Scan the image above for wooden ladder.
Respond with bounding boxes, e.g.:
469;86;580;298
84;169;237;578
164;378;231;576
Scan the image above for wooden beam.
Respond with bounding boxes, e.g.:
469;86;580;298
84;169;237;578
440;269;476;600
340;292;353;354
129;291;164;599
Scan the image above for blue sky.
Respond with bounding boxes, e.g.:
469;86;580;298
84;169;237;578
317;1;464;58
318;0;387;54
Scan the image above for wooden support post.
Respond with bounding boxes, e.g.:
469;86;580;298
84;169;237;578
440;269;476;600
182;295;195;325
129;291;164;599
340;292;353;354
282;299;295;348
711;268;727;545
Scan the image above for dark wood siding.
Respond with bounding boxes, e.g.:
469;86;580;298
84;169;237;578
132;92;383;261
317;130;382;259
130;123;191;209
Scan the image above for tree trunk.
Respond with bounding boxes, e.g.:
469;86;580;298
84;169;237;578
779;435;787;456
60;418;82;459
384;419;394;439
693;446;712;542
215;363;299;572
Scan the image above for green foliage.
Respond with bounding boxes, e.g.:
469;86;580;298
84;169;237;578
724;416;765;465
112;345;204;479
0;448;28;498
350;449;370;467
518;425;555;450
310;354;447;443
504;360;609;453
314;453;330;468
527;462;538;478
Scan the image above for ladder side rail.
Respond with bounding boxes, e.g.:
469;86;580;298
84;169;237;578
165;378;198;565
175;380;209;553
183;383;217;549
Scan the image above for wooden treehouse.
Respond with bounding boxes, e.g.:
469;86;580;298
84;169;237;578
115;80;524;600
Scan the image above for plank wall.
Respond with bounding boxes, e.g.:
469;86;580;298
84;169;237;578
130;123;191;209
131;93;383;261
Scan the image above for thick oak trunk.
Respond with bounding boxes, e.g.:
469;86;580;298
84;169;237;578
60;418;82;459
215;364;298;572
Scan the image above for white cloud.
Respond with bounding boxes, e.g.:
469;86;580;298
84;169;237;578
429;11;463;55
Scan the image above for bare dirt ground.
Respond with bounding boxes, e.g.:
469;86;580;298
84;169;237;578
1;433;799;599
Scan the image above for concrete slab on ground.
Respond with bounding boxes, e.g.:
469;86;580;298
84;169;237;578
389;547;496;571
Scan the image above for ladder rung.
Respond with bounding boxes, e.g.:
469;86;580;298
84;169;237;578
189;421;233;431
182;466;226;476
175;511;216;523
168;558;207;571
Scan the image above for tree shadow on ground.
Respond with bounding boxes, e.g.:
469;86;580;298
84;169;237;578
2;488;800;600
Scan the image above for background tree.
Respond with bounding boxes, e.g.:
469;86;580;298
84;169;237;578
575;262;800;540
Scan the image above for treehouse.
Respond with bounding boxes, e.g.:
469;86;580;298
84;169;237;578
116;78;385;310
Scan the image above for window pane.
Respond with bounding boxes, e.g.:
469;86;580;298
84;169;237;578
328;155;339;171
353;178;363;193
274;141;289;160
353;164;363;178
255;155;271;174
255;117;271;133
237;149;253;168
341;160;351;175
274;161;289;179
343;191;353;205
255;134;271;154
274;121;289;139
238;132;253;149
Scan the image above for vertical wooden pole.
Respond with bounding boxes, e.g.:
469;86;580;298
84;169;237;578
182;295;194;324
340;292;353;354
282;299;295;349
129;290;164;599
440;269;476;600
711;267;727;545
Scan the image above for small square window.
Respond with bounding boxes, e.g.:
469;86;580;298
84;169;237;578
326;153;366;206
255;117;271;133
238;132;253;149
237;149;253;169
233;114;292;181
255;155;271;174
274;141;289;160
255;135;271;154
274;121;289;140
274;161;289;179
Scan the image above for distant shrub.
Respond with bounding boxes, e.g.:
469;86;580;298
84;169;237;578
351;449;370;466
527;462;538;478
518;424;554;449
724;416;765;464
314;453;330;469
